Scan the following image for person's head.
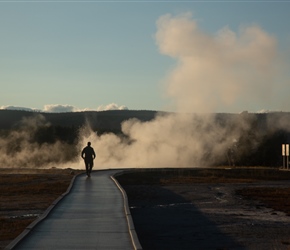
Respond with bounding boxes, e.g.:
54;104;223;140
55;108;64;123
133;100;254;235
87;142;91;146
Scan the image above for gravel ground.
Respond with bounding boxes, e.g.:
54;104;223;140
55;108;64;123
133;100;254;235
123;181;290;250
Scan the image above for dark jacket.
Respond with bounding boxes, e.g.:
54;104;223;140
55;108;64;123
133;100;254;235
81;146;96;160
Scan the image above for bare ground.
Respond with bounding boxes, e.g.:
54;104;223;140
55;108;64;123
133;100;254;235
117;168;290;250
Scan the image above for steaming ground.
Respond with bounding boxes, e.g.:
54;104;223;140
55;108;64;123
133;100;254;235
0;111;290;169
78;112;290;169
0;115;79;169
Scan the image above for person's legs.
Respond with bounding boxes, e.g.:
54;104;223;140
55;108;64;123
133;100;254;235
85;159;93;177
89;161;94;174
85;161;90;176
88;161;94;174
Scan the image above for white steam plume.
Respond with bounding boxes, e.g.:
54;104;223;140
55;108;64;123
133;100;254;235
155;13;281;113
78;113;234;169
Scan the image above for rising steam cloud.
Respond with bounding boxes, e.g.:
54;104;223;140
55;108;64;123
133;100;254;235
156;12;280;113
78;13;288;169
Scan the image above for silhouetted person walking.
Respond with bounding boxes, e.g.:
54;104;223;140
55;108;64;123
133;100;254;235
81;142;96;177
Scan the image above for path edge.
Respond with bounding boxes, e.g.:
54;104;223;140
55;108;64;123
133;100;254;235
4;171;84;250
111;171;143;250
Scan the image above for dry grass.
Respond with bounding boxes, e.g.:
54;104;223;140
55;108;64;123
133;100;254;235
0;168;81;249
236;187;290;216
0;218;35;241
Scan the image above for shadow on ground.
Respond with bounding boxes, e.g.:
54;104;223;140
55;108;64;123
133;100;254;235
122;184;245;250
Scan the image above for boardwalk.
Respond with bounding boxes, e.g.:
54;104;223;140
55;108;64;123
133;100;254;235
7;170;139;250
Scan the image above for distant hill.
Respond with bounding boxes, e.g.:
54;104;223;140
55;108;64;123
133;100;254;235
0;109;159;131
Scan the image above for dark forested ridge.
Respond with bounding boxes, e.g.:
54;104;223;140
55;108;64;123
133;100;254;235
0;109;158;131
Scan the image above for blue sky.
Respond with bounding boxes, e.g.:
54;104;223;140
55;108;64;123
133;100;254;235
1;1;290;113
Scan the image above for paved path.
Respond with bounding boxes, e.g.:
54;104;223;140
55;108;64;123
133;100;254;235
8;170;139;250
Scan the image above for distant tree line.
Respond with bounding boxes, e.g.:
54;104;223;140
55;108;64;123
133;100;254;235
224;129;289;168
32;125;80;145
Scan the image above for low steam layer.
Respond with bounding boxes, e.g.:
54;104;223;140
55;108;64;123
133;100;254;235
81;112;290;169
1;111;289;169
80;113;250;168
0;115;79;168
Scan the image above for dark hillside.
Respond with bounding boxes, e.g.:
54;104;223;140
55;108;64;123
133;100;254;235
0;110;37;129
0;110;158;131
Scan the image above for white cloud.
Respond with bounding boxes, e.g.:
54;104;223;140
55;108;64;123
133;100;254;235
0;103;129;113
43;104;76;113
0;105;40;112
96;103;128;111
256;109;282;114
